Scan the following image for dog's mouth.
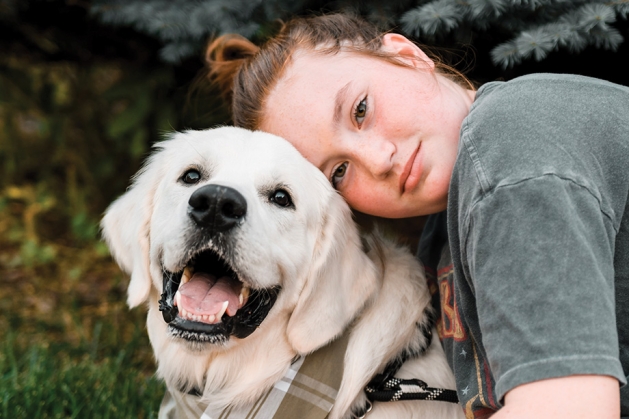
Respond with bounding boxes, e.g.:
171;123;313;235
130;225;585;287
159;248;280;344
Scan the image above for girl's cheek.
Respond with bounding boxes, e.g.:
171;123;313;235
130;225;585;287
341;165;356;192
339;169;363;207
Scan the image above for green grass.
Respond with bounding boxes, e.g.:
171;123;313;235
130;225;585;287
0;326;164;419
0;232;166;418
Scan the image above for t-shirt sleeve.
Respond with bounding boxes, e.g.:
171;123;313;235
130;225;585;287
462;174;626;400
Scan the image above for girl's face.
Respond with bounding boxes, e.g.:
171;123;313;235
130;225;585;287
259;34;475;218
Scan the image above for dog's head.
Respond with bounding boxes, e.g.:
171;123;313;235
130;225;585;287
102;127;379;354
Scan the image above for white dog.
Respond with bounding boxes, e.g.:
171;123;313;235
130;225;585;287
102;127;463;419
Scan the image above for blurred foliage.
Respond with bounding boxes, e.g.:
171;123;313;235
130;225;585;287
0;0;228;276
0;0;227;415
0;59;175;248
90;0;629;68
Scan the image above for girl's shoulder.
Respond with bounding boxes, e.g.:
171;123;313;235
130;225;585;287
456;73;629;216
469;73;629;129
464;73;629;145
475;73;629;104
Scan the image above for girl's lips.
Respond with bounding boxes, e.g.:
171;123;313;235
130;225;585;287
400;143;422;194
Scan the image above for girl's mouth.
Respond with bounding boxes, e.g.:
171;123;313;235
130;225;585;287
400;143;422;194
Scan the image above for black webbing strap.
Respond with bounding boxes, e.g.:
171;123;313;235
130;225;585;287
365;377;459;403
352;308;458;418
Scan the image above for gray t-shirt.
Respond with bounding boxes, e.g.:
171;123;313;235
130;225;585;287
421;73;629;416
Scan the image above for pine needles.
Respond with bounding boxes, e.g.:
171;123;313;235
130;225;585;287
90;0;629;68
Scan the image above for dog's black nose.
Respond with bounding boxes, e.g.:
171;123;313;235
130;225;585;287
188;185;247;233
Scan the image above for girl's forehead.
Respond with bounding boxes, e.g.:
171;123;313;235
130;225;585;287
274;52;330;91
281;49;374;83
266;48;393;124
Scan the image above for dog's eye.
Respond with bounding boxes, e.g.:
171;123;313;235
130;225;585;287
182;169;201;184
269;189;293;208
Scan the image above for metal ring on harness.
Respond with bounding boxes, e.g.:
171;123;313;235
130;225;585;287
352;399;372;419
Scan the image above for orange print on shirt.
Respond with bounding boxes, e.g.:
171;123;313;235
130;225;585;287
438;266;467;341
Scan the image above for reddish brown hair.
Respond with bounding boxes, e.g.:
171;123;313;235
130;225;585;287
206;13;472;130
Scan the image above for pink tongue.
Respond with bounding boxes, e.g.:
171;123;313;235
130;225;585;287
179;272;241;317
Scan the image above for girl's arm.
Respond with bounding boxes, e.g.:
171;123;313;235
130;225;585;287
492;375;619;418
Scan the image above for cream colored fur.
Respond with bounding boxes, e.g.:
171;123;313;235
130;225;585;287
102;127;464;419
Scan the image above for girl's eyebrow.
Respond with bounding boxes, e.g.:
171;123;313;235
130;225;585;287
333;81;352;124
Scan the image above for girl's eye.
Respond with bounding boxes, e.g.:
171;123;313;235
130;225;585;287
331;162;348;189
181;169;201;184
354;97;367;126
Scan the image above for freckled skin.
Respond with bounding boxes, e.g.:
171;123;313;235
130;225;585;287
260;34;475;218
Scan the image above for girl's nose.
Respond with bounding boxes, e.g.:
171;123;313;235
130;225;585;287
357;137;395;179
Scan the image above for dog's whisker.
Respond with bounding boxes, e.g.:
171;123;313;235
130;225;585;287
182;134;205;162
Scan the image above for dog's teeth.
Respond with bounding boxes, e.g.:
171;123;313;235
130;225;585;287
202;315;209;322
240;286;250;306
182;266;194;284
181;309;188;318
216;301;229;320
208;314;216;323
174;291;181;307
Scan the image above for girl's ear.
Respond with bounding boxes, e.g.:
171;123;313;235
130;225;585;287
381;33;435;71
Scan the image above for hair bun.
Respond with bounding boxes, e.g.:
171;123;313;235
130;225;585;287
205;34;260;105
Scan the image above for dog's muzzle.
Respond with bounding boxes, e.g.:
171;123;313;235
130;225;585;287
158;185;280;344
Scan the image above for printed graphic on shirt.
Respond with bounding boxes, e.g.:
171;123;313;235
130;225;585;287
434;246;499;417
437;265;467;342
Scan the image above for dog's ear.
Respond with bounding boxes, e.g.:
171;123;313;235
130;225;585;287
286;194;381;354
101;154;161;309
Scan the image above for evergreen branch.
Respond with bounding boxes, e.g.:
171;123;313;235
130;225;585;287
578;3;616;32
91;0;265;63
610;0;629;18
552;22;589;52
490;40;522;69
588;25;624;49
89;0;627;67
466;0;510;20
159;40;200;63
400;0;462;37
513;26;556;61
509;0;548;10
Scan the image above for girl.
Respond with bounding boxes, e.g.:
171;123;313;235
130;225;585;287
206;13;628;418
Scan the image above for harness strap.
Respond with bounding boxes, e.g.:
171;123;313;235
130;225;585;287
352;308;459;418
366;377;459;403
